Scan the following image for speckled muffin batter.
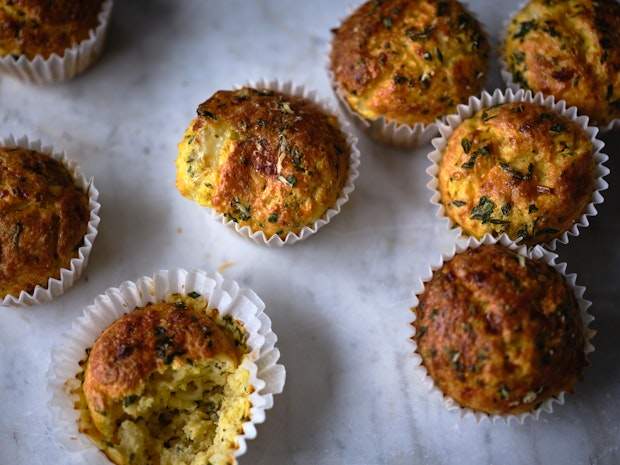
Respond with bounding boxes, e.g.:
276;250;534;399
0;0;105;59
77;296;252;465
175;87;351;240
438;101;596;245
503;0;620;127
0;146;90;299
330;0;489;127
412;243;587;415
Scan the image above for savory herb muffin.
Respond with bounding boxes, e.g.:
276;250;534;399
437;100;596;245
503;0;620;127
76;296;253;465
0;0;106;59
0;145;91;299
329;0;490;129
412;243;588;416
175;86;354;242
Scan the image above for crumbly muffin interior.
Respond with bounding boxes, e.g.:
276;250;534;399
77;358;250;465
75;298;252;465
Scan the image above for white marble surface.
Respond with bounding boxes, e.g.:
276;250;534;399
1;1;619;464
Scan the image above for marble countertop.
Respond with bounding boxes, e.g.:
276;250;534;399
1;1;619;464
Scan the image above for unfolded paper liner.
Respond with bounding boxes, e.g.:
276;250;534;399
325;2;492;148
426;87;610;251
496;1;620;133
46;268;286;464
0;134;101;307
409;234;595;425
208;78;361;247
0;0;114;84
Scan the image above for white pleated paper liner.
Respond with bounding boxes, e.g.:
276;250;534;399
0;0;113;84
46;268;286;464
206;78;360;247
497;0;620;133
0;134;101;307
426;88;609;250
409;234;595;425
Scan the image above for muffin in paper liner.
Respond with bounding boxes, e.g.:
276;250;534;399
426;87;609;250
46;268;286;465
409;234;595;424
327;0;491;148
497;0;620;133
0;134;100;307
175;78;360;247
0;0;113;84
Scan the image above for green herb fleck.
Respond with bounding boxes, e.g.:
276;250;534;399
513;20;536;39
198;109;217;119
501;202;511;216
461;138;472;154
500;162;533;180
124;395;138;407
470;196;495;223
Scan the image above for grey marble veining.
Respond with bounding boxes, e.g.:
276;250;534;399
1;1;619;464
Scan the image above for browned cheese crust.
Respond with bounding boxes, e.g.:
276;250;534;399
83;302;238;419
412;244;587;415
329;0;489;126
438;101;595;245
175;87;351;239
0;146;90;298
504;0;620;126
0;0;104;59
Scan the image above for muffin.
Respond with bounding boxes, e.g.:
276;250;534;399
78;299;250;465
0;0;113;83
175;81;359;246
48;269;285;465
0;137;100;306
433;93;603;246
329;0;490;146
502;0;620;129
411;238;591;418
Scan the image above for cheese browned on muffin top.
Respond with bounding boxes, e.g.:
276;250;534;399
438;101;595;245
175;87;351;239
330;0;489;127
504;0;620;126
412;244;587;415
0;146;90;298
0;0;105;59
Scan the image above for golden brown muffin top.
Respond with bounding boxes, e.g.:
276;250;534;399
83;302;238;413
412;244;587;415
330;0;489;126
438;101;595;245
175;87;351;239
504;0;620;126
0;0;105;59
0;146;90;298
